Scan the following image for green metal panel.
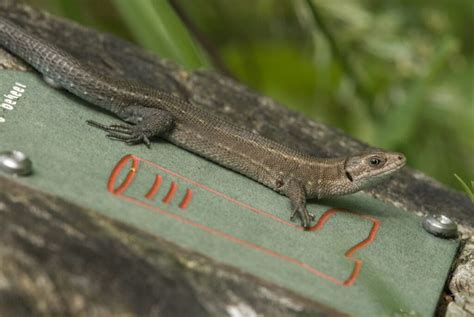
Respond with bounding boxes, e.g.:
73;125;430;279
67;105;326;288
0;71;458;316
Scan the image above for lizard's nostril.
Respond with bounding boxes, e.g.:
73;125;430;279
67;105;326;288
397;155;404;161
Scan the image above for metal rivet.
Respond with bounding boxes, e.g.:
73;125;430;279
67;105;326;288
0;151;33;176
422;214;457;239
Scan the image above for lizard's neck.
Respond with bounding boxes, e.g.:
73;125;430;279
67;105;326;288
303;158;357;199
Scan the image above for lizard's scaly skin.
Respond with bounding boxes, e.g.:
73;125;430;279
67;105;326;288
0;17;406;227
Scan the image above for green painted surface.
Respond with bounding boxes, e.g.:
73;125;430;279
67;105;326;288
0;71;458;316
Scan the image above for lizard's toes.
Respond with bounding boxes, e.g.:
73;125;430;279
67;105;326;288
106;132;132;141
290;207;313;228
87;120;132;133
89;119;152;147
290;207;298;221
108;124;133;133
301;214;310;228
143;135;151;148
125;135;146;145
87;120;109;130
105;130;143;143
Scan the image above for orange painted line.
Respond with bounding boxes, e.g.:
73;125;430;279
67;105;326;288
179;189;193;209
108;155;382;287
344;259;363;287
303;208;381;286
307;208;342;231
162;182;178;204
107;154;139;194
145;175;163;200
137;156;298;227
345;218;381;257
117;194;344;286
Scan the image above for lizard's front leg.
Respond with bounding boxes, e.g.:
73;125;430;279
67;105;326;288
283;178;315;229
87;106;174;147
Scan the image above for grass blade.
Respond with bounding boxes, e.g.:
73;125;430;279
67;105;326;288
454;174;474;202
111;0;212;69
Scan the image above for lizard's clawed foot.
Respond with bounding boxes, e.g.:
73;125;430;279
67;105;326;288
87;120;152;148
86;109;174;148
290;206;315;229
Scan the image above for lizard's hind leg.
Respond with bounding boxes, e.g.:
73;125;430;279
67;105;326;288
87;107;174;148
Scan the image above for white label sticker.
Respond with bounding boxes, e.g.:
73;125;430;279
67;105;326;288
1;81;27;123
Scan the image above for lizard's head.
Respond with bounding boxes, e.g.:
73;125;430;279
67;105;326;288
343;150;406;190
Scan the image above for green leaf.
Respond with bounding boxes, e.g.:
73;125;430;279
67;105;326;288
111;0;212;69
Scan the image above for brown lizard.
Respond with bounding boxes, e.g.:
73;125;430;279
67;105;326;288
0;17;406;228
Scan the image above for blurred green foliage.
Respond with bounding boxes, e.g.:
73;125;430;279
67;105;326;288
24;0;473;189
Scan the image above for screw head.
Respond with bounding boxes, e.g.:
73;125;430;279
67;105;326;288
0;150;33;176
422;214;458;239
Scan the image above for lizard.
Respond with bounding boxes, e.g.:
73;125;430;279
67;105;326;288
0;17;406;228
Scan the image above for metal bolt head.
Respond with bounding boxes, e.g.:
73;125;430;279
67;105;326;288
422;214;458;239
0;150;33;176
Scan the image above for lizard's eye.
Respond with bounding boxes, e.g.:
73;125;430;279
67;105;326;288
368;157;383;167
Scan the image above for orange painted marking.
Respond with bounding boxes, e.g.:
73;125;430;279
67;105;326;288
345;218;380;258
117;194;344;286
162;182;178;204
145;175;163;200
179;189;193;209
140;156;295;227
108;155;381;287
107;154;139;194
